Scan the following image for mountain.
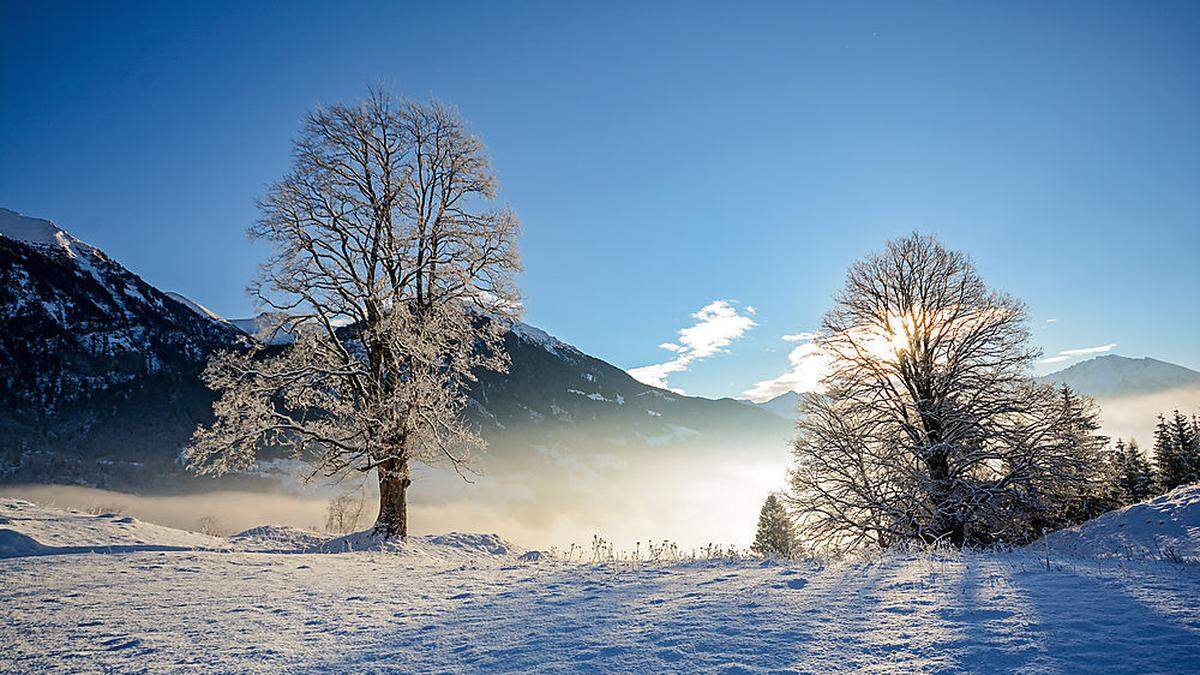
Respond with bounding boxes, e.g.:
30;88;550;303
1039;354;1200;444
749;391;802;420
1038;355;1200;400
0;208;789;492
168;290;789;453
0;208;253;489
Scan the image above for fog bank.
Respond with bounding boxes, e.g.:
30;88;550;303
1;444;790;551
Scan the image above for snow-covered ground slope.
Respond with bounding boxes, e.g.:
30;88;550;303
0;499;227;556
1039;483;1200;560
3;498;1200;672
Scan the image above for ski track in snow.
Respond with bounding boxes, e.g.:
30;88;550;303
2;499;1200;672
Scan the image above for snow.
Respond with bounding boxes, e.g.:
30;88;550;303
0;208;70;247
0;207;98;261
3;496;1200;671
228;525;333;552
0;499;226;555
165;291;229;324
1039;354;1200;399
507;320;578;357
567;388;619;403
1038;483;1200;560
229;313;297;345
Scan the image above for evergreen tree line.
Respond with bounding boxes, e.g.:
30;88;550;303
1107;409;1200;506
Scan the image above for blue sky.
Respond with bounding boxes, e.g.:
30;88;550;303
2;1;1198;399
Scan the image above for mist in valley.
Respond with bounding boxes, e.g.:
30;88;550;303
1093;386;1200;447
5;388;1193;552
1;436;791;552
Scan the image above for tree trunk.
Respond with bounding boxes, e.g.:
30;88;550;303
375;458;411;539
925;449;964;547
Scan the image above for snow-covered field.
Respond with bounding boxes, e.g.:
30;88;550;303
3;491;1200;673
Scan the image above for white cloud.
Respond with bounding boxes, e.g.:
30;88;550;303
1040;342;1117;365
627;300;756;391
1059;343;1118;356
742;332;831;402
1045;318;1058;324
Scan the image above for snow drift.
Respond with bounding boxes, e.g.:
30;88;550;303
0;498;527;561
1037;483;1200;560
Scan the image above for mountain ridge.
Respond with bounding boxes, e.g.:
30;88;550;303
0;208;788;492
1037;354;1200;400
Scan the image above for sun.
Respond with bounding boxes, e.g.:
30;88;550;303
860;312;918;362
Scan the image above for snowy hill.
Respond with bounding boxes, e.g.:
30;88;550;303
3;494;1200;672
0;498;227;556
1038;483;1200;560
0;498;524;561
1039;354;1200;399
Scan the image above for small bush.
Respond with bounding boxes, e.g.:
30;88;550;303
197;514;226;537
85;503;126;516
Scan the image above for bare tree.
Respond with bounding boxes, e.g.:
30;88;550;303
197;514;227;538
186;90;521;538
788;234;1107;550
325;489;367;534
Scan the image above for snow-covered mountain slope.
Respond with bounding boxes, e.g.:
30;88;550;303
1039;354;1200;399
747;354;1200;420
0;210;252;488
0;209;244;422
3;495;1200;672
227;313;296;344
164;291;229;325
1;208;788;491
165;291;297;344
138;292;790;455
469;318;791;456
1038;483;1200;560
0;207;105;257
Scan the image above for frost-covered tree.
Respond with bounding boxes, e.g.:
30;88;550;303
787;234;1109;550
1154;411;1200;492
186;91;521;538
1111;439;1156;505
751;493;800;558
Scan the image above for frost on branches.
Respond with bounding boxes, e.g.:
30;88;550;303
186;91;521;539
788;234;1108;551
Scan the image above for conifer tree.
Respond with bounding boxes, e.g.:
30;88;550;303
1112;439;1156;505
1169;410;1199;487
752;493;800;558
1154;411;1199;491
